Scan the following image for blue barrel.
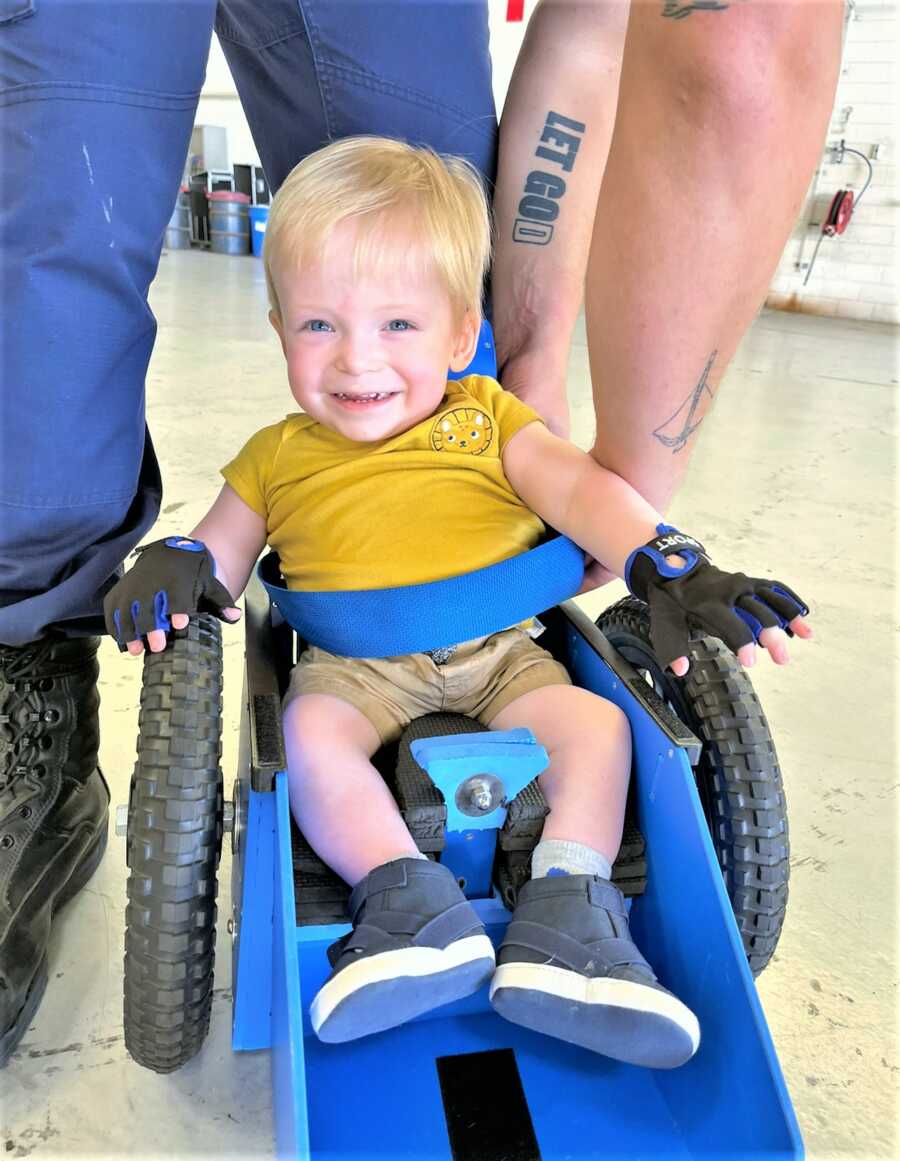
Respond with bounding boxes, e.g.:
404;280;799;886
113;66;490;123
249;205;269;258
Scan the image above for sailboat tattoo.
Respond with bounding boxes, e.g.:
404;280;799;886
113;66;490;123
652;350;717;453
662;1;729;19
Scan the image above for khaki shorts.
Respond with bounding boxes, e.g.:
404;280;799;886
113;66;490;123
284;628;571;745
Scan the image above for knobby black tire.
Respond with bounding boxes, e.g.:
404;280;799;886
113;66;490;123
596;597;789;976
123;616;224;1072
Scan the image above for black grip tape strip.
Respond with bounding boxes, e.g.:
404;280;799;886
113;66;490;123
436;1048;541;1161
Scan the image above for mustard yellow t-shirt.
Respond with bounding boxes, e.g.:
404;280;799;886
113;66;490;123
221;374;546;590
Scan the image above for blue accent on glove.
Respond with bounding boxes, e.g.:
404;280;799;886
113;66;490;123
153;589;171;633
258;535;585;658
653;521;702;573
769;584;809;634
103;536;238;649
625;545;697;588
623;525;809;670
164;536;206;553
624;523;705;595
734;604;764;641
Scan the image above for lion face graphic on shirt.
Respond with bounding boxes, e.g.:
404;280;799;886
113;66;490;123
430;408;494;455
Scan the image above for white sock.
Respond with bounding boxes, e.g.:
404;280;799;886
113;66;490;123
531;838;612;881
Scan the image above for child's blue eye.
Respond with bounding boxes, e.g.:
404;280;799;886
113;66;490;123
386;319;413;332
304;319;332;333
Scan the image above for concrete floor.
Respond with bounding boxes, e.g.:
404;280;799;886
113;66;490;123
2;249;897;1159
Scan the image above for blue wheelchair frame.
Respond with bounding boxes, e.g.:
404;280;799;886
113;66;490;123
227;577;803;1160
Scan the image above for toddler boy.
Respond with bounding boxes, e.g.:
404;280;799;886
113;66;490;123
106;137;810;1068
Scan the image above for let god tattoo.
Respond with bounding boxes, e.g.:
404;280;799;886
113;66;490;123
512;110;586;246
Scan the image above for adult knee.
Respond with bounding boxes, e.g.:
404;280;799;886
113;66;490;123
631;2;843;145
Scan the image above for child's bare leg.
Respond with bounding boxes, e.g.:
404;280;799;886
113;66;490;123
283;693;420;885
488;684;631;865
284;692;495;1044
488;683;699;1069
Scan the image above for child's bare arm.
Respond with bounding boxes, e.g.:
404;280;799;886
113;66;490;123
189;484;268;601
503;421;662;578
502;421;811;673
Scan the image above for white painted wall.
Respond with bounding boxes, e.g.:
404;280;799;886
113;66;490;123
488;1;531;114
767;0;899;325
194;36;260;169
193;1;897;325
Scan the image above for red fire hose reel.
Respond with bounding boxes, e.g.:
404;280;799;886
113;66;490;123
803;142;874;286
823;188;855;237
803;187;857;286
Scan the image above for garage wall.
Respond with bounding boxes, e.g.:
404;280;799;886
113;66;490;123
194;2;527;170
194;38;261;168
192;2;898;325
767;0;899;324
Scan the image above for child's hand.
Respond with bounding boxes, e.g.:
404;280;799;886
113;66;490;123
103;536;241;656
626;526;812;675
668;614;813;677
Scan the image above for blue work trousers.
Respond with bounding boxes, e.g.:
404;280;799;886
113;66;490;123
0;0;496;645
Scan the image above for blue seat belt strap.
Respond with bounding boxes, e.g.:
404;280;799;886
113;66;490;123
258;536;585;658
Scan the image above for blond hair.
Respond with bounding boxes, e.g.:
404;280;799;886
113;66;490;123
263;136;491;324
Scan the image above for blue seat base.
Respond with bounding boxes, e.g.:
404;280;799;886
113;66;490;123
230;597;803;1160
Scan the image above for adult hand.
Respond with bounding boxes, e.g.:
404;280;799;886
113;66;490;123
576;553;616;595
498;342;571;441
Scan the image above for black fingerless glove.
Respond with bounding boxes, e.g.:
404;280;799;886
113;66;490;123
624;524;809;670
103;536;237;650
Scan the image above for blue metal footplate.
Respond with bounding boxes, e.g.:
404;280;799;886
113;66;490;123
230;583;803;1160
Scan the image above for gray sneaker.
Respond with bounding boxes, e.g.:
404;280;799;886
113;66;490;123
311;857;495;1043
489;874;700;1068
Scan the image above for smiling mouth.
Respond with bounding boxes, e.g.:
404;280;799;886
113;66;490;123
332;392;396;403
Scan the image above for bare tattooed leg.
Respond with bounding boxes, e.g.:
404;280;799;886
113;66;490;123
661;0;729;19
586;0;842;512
651;349;717;454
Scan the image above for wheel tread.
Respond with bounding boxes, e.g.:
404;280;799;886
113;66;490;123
597;597;789;976
123;616;223;1072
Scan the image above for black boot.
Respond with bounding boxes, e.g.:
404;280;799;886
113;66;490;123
0;636;110;1066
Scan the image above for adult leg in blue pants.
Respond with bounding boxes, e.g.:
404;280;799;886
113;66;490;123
0;0;495;1065
216;0;496;193
0;0;218;1068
